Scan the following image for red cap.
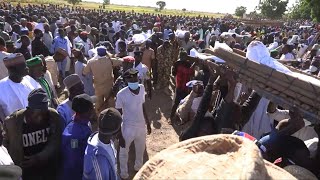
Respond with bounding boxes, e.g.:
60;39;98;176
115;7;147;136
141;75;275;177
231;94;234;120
123;56;135;63
80;31;88;36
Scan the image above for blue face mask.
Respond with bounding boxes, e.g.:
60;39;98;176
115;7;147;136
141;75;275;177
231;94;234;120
128;82;139;90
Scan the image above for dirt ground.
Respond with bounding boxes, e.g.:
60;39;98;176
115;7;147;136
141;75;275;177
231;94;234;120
58;76;187;179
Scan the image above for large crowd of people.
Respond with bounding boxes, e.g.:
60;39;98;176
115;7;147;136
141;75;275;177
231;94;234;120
0;1;320;179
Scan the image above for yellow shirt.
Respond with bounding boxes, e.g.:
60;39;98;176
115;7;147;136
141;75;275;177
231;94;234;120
28;31;34;40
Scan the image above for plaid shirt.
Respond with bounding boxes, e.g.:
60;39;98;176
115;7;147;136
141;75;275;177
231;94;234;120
173;60;194;92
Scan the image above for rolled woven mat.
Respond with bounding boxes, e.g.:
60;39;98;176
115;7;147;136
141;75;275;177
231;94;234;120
231;49;320;102
205;47;320;123
206;59;317;107
233;47;320;81
209;47;320;101
233;48;246;57
284;64;320;81
134;134;296;180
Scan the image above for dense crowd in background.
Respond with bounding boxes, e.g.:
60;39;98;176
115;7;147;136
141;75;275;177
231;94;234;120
0;1;320;180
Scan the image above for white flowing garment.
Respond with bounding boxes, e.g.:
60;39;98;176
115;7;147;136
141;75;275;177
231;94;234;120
242;41;292;138
0;146;13;165
242;97;273;139
75;61;95;96
0;75;41;119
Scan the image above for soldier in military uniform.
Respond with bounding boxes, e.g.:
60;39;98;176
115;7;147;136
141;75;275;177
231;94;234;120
156;40;173;95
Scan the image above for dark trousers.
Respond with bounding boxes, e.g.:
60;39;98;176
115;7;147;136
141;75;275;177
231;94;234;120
170;88;189;118
152;59;158;85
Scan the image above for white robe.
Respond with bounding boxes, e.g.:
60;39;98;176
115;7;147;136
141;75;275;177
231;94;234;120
75;61;95;96
242;97;273;139
0;51;11;80
0;146;13;165
205;30;211;48
134;62;149;84
43;32;53;51
35;23;45;32
73;36;93;57
4;22;12;33
44;70;58;98
0;75;41;120
280;53;295;61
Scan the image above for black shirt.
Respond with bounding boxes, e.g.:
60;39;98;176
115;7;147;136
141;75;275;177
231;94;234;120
22;118;52;180
22;118;50;156
15;47;32;60
32;38;50;57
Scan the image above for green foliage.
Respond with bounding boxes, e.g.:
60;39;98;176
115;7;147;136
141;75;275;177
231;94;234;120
67;0;81;6
248;10;264;19
306;0;320;22
103;0;110;5
288;0;311;20
288;0;320;22
182;8;186;12
259;0;288;19
235;6;247;17
156;1;166;11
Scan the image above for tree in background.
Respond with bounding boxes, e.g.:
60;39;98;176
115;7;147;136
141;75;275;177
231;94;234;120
102;0;110;9
306;0;320;22
259;0;288;19
248;10;263;20
67;0;81;6
182;8;186;12
156;1;166;11
235;6;247;17
103;0;110;5
288;0;319;22
288;0;311;20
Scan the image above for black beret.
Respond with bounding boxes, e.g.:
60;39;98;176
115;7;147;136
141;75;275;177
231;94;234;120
5;41;13;46
99;108;122;135
72;94;93;113
28;88;49;110
123;68;138;78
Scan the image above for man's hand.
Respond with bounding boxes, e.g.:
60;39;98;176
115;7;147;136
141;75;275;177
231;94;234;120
205;60;215;75
289;106;303;122
192;83;198;92
239;92;250;104
287;106;305;132
205;60;219;85
119;134;126;148
224;68;237;86
205;60;221;75
314;124;320;136
22;155;38;168
267;102;277;113
147;125;152;135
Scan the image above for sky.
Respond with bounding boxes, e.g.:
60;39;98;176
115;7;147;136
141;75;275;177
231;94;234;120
84;0;297;14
